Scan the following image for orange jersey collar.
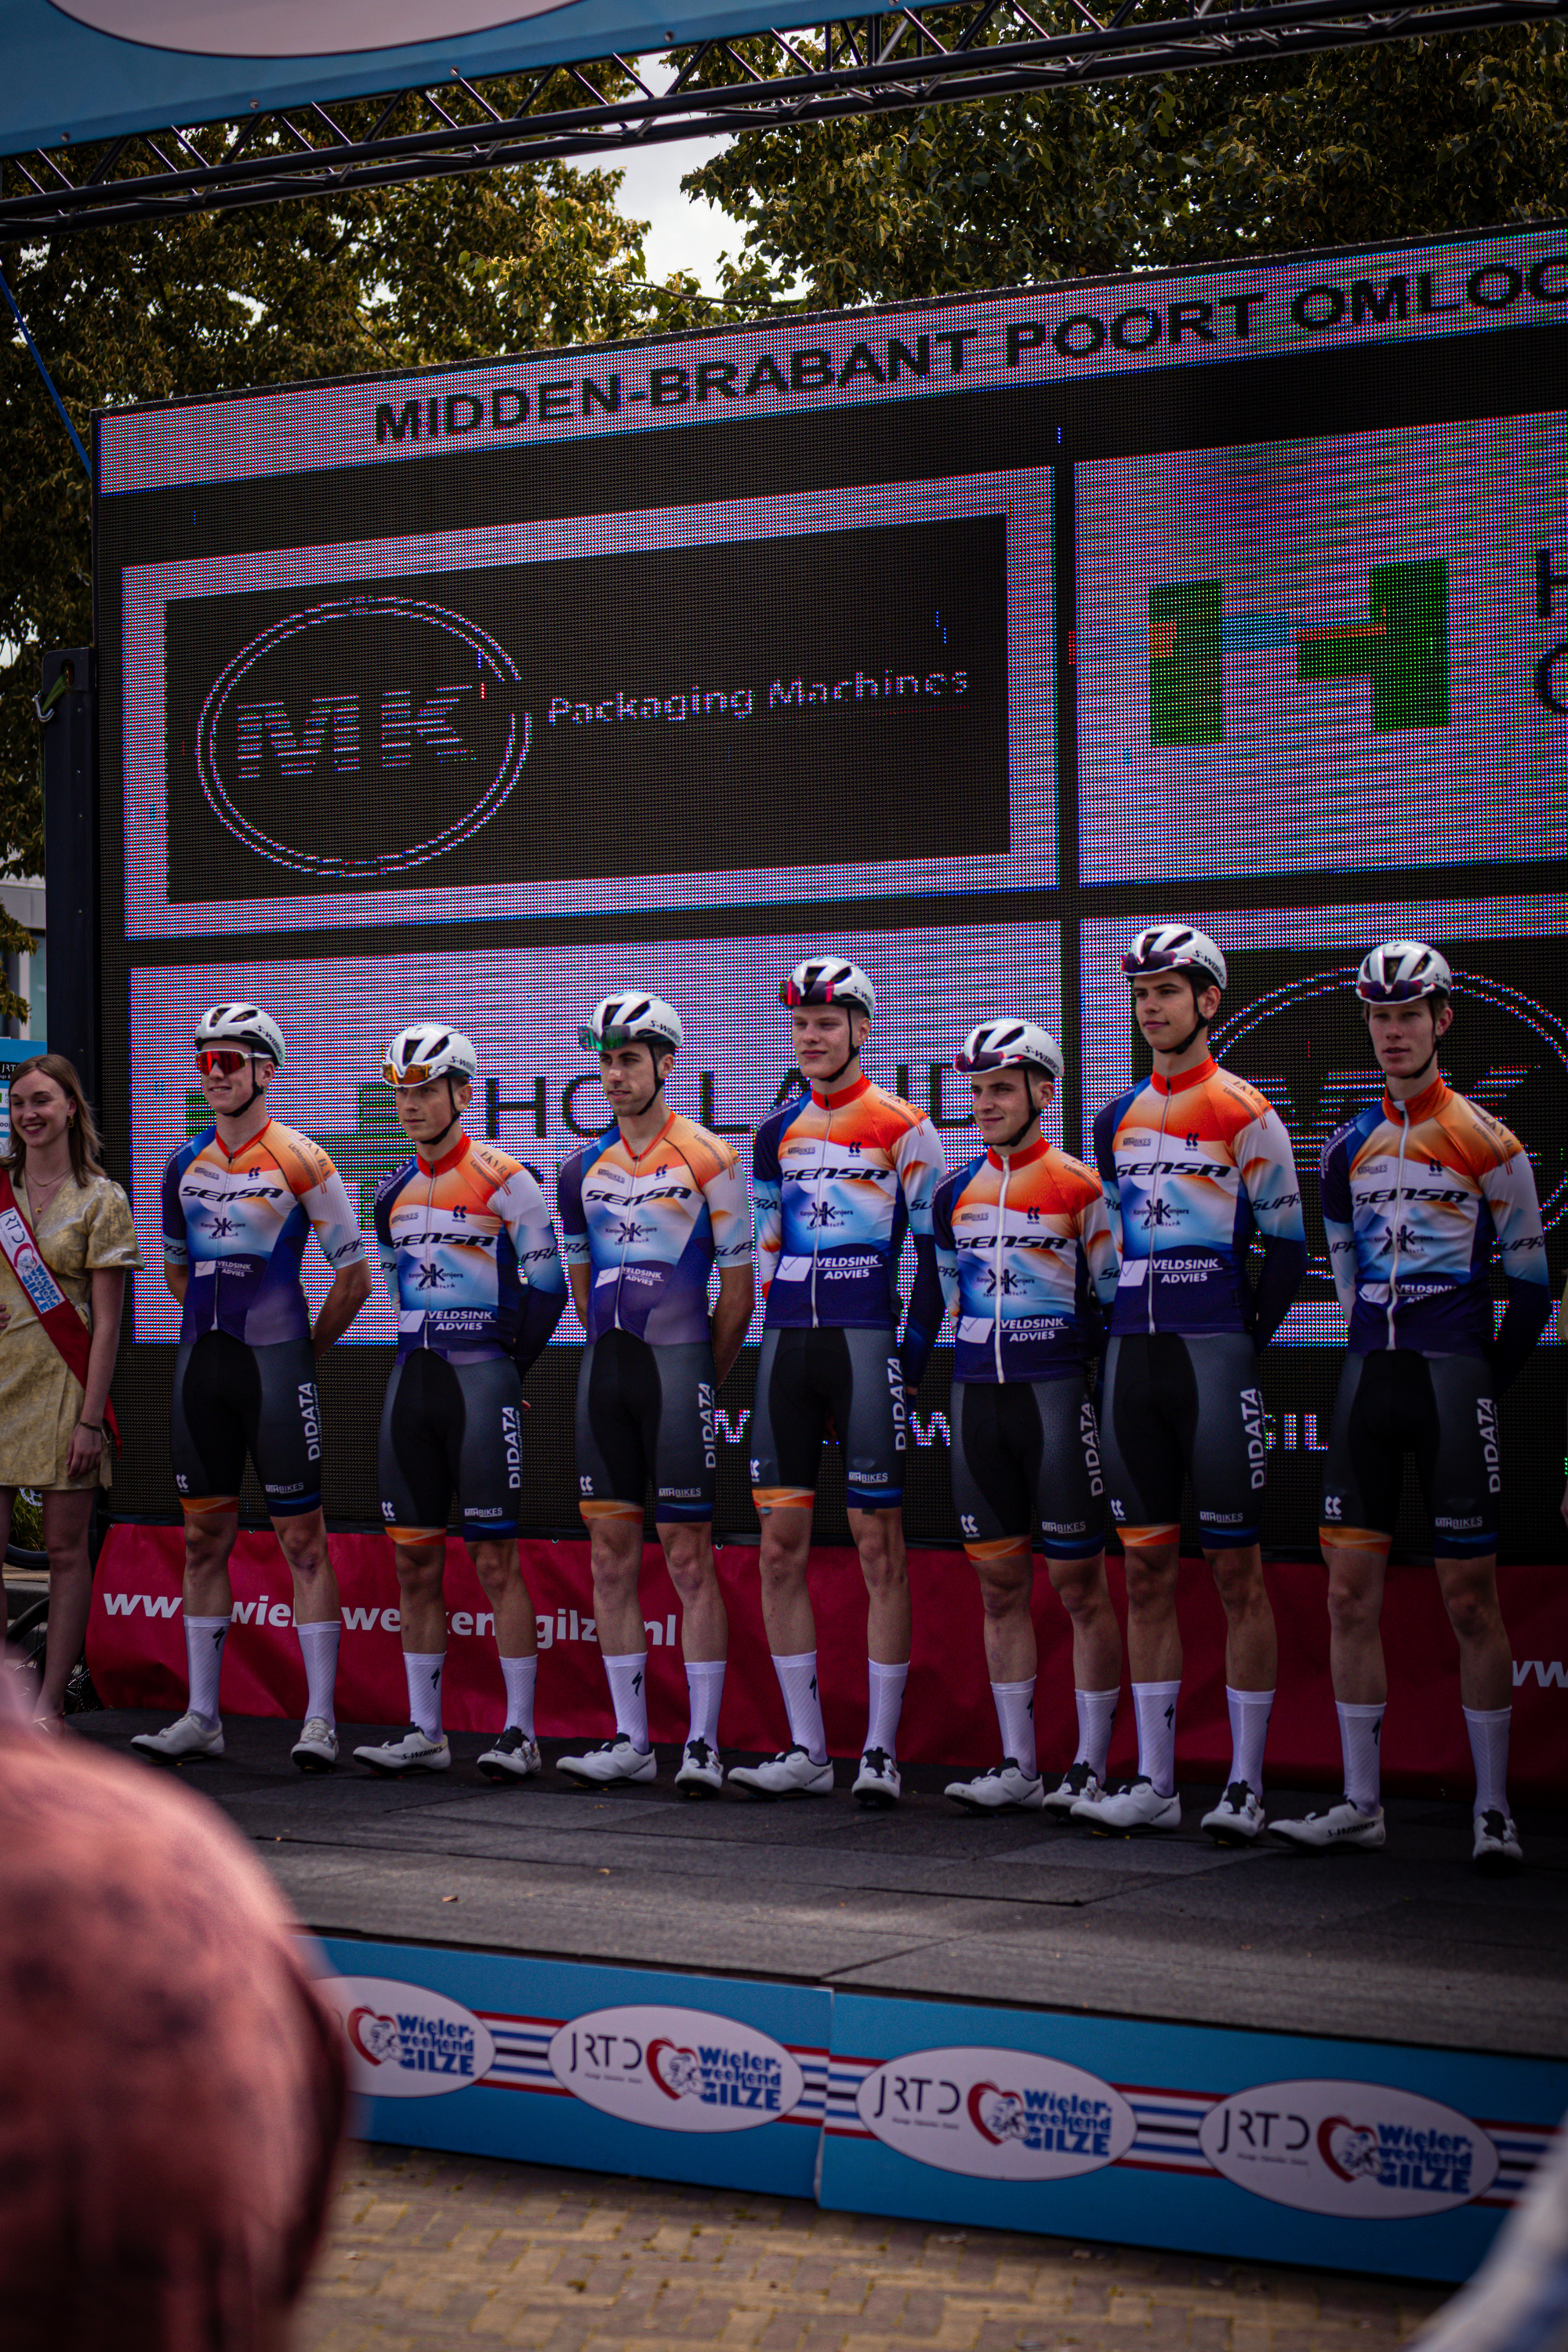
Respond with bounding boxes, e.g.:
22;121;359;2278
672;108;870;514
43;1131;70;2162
416;1131;473;1178
810;1070;873;1111
987;1131;1050;1173
212;1115;273;1163
1383;1073;1450;1125
1150;1055;1217;1099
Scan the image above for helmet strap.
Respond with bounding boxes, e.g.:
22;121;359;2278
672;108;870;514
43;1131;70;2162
620;1044;668;1124
238;1052;269;1116
813;1011;863;1091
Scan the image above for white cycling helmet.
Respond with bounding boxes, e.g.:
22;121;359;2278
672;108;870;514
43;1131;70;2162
579;993;683;1055
956;1019;1065;1083
1355;941;1454;1004
195;1004;285;1068
1121;924;1228;993
779;956;876;1018
382;1023;479;1086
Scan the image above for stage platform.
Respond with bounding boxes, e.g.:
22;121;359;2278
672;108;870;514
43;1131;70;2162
73;1709;1568;2286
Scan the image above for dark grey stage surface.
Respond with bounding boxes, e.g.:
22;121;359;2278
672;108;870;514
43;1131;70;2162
79;1711;1567;2062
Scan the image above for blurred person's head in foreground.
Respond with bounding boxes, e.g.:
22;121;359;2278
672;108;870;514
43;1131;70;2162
0;1664;347;2350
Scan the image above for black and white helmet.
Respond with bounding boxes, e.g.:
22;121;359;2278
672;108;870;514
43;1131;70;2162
956;1019;1065;1083
1121;924;1228;993
579;993;683;1055
195;1004;286;1068
1355;941;1454;1004
779;957;876;1018
382;1024;478;1086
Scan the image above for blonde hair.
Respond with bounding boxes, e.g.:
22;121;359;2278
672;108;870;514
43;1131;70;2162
2;1054;107;1185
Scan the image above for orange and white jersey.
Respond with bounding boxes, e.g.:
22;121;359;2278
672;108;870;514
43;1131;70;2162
558;1110;750;1346
753;1073;946;1330
925;1136;1119;1381
376;1132;566;1364
162;1116;364;1348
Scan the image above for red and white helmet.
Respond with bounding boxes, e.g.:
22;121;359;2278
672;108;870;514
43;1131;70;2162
779;956;876;1018
956;1019;1065;1083
1355;941;1453;1004
1121;924;1228;993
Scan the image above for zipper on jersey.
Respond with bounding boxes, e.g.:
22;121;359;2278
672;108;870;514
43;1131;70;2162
993;1154;1010;1381
1387;1101;1410;1351
616;1116;668;1331
1149;1083;1174;1334
809;1097;831;1327
419;1161;437;1347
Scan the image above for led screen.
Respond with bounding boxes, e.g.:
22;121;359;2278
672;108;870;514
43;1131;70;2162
96;225;1568;1552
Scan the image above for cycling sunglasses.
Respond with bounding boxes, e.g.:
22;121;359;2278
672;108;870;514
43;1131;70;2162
383;1059;448;1085
196;1047;252;1077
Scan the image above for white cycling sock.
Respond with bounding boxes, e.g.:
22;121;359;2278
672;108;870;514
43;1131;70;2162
1225;1685;1274;1796
500;1653;537;1737
296;1618;339;1728
991;1678;1037;1778
866;1658;909;1759
772;1651;828;1766
1336;1700;1385;1813
605;1652;650;1751
1464;1704;1512;1817
184;1614;230;1729
1133;1679;1181;1798
685;1659;724;1748
404;1652;445;1741
1074;1686;1119;1778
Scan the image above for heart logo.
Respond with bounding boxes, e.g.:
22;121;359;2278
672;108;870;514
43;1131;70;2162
347;2007;401;2067
967;2082;1025;2145
647;2039;704;2100
1318;2116;1381;2182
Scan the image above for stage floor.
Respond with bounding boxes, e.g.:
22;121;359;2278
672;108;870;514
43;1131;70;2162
80;1711;1567;2061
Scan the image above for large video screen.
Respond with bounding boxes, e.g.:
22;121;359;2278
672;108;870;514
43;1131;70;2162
96;223;1568;1555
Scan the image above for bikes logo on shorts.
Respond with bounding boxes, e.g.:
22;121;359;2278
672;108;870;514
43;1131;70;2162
194;593;532;879
855;2045;1136;2180
1200;2080;1498;2216
548;2005;804;2134
321;1974;495;2100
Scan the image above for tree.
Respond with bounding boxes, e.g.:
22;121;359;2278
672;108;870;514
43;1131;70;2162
682;21;1568;309
0;83;712;1018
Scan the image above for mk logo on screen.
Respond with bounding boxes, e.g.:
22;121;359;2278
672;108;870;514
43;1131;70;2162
1149;559;1450;745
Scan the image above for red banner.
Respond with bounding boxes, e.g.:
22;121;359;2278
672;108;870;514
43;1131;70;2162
87;1526;1568;1798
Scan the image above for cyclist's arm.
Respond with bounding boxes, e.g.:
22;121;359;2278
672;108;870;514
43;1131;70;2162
501;1167;568;1378
1483;1144;1552;1395
557;1151;593;1335
902;1171;958;1394
711;1262;753;1388
1080;1186;1120;1314
161;1150;190;1305
1090;1102;1124;1252
164;1264;189;1306
752;1123;783;1302
895;1118;948;1392
302;1163;372;1356
312;1259;372;1359
1239;1106;1308;1348
1320;1133;1359;1316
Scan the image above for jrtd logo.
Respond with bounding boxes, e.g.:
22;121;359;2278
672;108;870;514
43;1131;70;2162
194;593;531;880
1200;2078;1497;2217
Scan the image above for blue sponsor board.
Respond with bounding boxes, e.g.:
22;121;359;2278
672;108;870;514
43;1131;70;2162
820;1993;1566;2284
314;1936;829;2198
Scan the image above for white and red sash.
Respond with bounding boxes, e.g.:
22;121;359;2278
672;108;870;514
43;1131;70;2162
0;1168;118;1443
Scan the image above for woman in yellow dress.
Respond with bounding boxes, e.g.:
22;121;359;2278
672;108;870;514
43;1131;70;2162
0;1054;141;1729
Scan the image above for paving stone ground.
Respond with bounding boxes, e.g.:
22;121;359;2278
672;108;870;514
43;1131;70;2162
299;2143;1449;2352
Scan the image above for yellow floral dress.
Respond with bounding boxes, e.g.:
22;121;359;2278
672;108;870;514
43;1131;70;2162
0;1170;143;1491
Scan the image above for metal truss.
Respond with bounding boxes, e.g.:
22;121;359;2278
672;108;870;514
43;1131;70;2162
1;0;1560;240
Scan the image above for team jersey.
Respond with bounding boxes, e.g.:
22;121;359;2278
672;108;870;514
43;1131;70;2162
162;1117;365;1348
1320;1073;1551;1387
376;1132;566;1367
1092;1057;1307;1344
921;1136;1120;1383
753;1074;946;1334
557;1110;750;1348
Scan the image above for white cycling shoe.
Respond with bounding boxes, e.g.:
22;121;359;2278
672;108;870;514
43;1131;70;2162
354;1727;452;1775
1077;1777;1181;1833
1472;1809;1523;1876
557;1736;657;1787
291;1718;339;1773
674;1738;724;1798
730;1745;835;1798
1271;1798;1387;1853
477;1727;542;1782
853;1748;902;1808
130;1711;224;1763
944;1760;1044;1812
1043;1761;1104;1820
1200;1781;1265;1846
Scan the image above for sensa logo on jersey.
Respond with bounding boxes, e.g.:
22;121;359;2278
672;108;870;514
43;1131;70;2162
322;1974;496;2100
548;2005;804;2132
1200;2080;1498;2216
189;593;530;885
855;2046;1136;2180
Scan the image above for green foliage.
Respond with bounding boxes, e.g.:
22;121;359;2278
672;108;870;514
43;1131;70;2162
0;80;716;954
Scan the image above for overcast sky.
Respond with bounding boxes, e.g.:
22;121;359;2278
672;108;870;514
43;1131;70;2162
577;120;745;292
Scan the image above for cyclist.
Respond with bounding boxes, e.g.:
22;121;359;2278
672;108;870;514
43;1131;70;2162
354;1024;566;1779
906;1022;1123;1816
1080;926;1307;1844
731;956;946;1807
556;993;753;1796
1273;943;1551;1875
133;1006;372;1772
